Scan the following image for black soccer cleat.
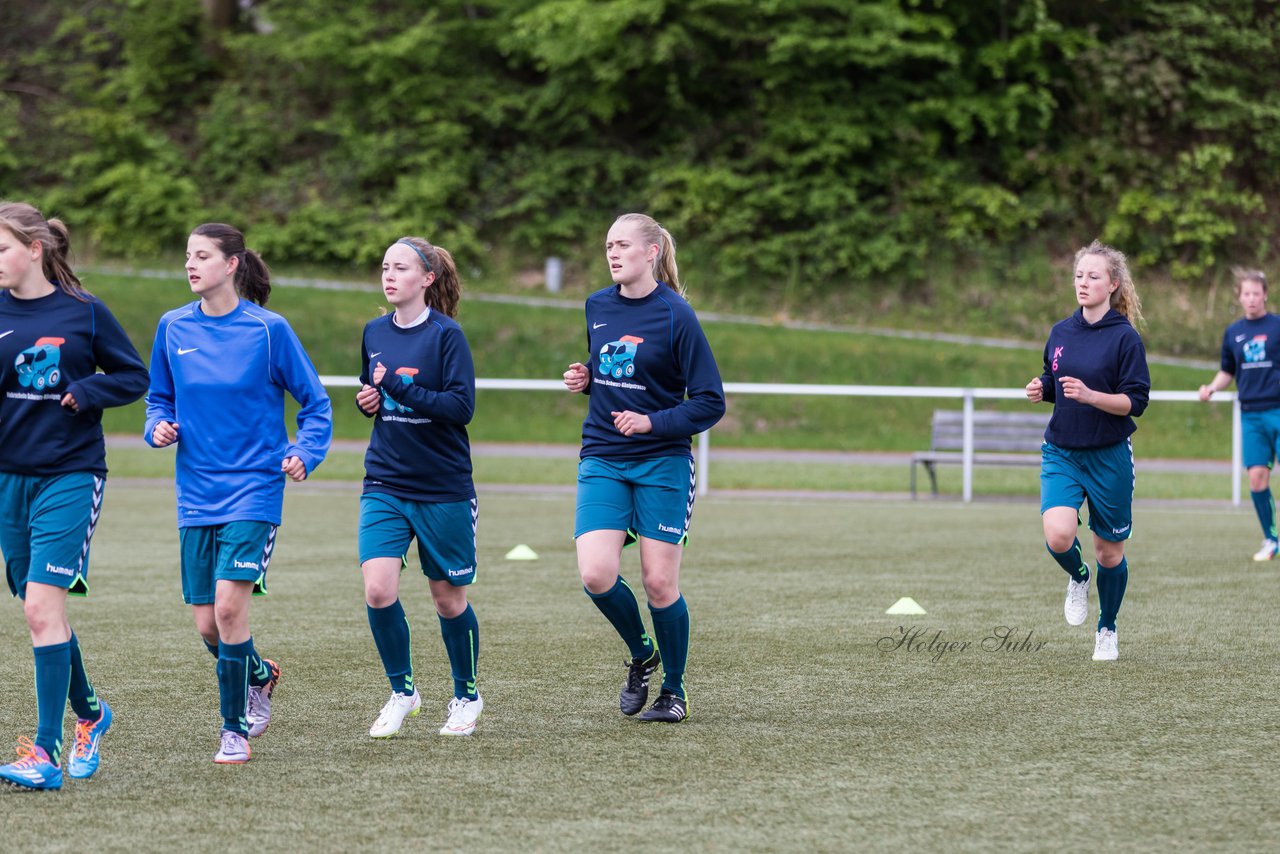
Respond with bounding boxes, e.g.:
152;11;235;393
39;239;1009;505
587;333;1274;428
619;649;661;716
638;688;687;723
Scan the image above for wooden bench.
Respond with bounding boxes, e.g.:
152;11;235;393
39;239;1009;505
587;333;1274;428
910;410;1050;498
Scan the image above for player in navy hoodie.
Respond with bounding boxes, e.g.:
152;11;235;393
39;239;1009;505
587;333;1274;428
355;236;484;739
1198;269;1280;561
0;202;148;790
563;213;725;723
1026;240;1150;662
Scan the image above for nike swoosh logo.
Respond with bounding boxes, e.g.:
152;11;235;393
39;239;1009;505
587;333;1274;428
369;352;382;359
592;323;607;330
0;331;12;340
177;347;199;355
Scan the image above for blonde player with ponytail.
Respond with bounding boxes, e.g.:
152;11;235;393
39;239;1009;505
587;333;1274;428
563;214;725;723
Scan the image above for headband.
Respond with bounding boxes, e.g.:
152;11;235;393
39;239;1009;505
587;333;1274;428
397;239;432;273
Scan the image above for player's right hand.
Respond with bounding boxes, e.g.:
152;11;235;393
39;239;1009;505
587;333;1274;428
356;384;381;414
563;362;589;393
1025;377;1043;403
1198;384;1214;402
152;421;179;447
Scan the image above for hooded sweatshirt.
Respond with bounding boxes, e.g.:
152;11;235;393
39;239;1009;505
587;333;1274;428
1037;308;1150;449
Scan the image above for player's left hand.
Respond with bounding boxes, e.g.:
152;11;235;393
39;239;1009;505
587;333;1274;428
1058;376;1094;404
611;410;652;437
372;361;387;386
282;455;308;482
60;392;79;413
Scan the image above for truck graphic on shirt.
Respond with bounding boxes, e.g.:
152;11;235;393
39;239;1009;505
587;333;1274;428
15;337;65;390
1244;336;1268;363
598;335;644;379
382;367;418;413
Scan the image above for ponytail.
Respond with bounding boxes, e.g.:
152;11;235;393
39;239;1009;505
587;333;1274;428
395;236;461;318
191;222;271;306
0;202;87;300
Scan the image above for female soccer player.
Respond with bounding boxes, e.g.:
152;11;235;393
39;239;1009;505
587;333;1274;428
0;202;148;790
144;223;332;764
356;236;483;738
562;213;725;722
1025;240;1150;662
1198;269;1280;561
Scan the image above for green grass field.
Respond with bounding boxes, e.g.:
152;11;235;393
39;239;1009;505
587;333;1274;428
2;484;1276;851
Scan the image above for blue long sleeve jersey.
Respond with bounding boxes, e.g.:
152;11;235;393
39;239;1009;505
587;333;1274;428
0;289;148;476
579;283;726;460
359;310;476;502
1219;313;1280;411
1038;308;1151;449
143;300;333;527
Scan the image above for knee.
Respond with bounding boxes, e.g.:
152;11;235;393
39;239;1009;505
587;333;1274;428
641;574;678;607
433;591;467;619
22;597;54;635
1044;530;1076;554
364;580;398;609
578;558;620;595
1249;468;1271;492
212;600;242;632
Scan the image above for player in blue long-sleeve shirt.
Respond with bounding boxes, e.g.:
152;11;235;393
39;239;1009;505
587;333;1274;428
355;236;485;739
1026;240;1150;662
144;223;332;765
0;202;148;791
563;214;725;723
1198;269;1280;561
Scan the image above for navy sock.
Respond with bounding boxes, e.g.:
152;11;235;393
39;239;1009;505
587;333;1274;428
67;632;101;721
247;640;272;688
438;604;479;701
203;638;219;659
33;642;71;764
1095;557;1129;632
368;601;415;696
1047;539;1090;582
217;640;253;736
649;596;690;698
585;576;655;662
1251;490;1276;541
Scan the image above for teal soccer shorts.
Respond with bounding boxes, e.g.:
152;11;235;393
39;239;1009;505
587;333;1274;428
179;521;277;604
574;456;696;546
1039;439;1135;542
1241;408;1280;470
0;471;102;599
358;493;478;585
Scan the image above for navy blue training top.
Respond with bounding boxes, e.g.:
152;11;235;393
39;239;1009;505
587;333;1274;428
1219;313;1280;412
0;289;148;476
1037;308;1150;449
579;282;725;460
359;310;476;503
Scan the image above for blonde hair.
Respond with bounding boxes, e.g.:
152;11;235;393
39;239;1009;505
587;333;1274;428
613;213;683;296
395;236;461;318
0;201;87;301
1075;239;1143;328
1232;266;1267;296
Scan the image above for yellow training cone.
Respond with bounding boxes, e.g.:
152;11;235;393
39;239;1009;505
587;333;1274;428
885;597;926;615
505;544;539;561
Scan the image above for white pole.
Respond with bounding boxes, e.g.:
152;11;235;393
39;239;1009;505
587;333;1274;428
697;431;710;496
1232;398;1242;507
962;391;974;503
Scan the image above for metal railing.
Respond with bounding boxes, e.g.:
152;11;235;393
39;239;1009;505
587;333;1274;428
319;377;1241;504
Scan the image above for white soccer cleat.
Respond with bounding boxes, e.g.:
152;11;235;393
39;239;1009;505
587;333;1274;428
1064;575;1090;626
213;730;250;764
1253;539;1278;561
1092;628;1119;661
439;696;483;736
245;659;280;738
369;690;421;738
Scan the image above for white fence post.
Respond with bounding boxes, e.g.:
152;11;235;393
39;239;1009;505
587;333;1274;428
697;431;710;496
1233;398;1242;507
962;390;975;503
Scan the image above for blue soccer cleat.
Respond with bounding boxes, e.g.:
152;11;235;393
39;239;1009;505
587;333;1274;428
0;737;62;791
67;700;113;780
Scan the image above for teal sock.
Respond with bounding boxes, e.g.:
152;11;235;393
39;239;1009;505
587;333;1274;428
1047;539;1090;582
67;632;101;721
368;601;415;696
1095;557;1129;632
438;604;479;701
33;641;71;764
203;639;219;659
217;640;253;736
247;640;272;688
1251;490;1276;541
649;596;689;698
585;576;655;662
